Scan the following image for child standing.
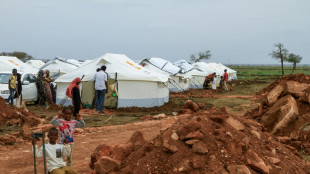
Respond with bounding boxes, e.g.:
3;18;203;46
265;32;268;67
32;127;78;174
51;107;85;167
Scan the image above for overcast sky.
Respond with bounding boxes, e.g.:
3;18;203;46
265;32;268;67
1;0;309;64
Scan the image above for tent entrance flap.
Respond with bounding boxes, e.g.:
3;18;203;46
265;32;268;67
80;78;118;108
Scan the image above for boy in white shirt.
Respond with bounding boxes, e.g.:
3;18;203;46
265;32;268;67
32;127;78;174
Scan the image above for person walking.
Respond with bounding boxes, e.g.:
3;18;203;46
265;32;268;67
7;69;17;105
223;69;229;92
94;65;108;115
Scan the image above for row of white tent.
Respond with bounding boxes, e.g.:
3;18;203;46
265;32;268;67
0;54;237;108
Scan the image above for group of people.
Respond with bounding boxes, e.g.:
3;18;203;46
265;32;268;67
63;65;108;118
203;69;229;91
36;69;56;108
32;65;109;173
33;106;85;174
6;68;57;108
6;69;22;106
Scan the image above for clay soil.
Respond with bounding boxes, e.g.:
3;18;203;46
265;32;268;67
2;78;301;173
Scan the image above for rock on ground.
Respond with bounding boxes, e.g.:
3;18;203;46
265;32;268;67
261;95;299;134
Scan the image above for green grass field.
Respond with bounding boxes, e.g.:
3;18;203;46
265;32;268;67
229;65;310;79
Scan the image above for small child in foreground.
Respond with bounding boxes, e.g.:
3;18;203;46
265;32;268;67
32;127;78;174
51;107;85;167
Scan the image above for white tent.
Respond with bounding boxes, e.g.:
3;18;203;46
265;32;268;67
193;62;221;75
81;60;93;66
65;59;83;67
174;60;207;89
0;56;38;73
217;63;237;80
141;57;191;92
40;57;79;77
55;53;170;108
26;59;45;69
193;62;237;81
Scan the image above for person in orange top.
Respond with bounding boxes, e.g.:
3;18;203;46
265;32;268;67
223;69;229;91
66;77;82;117
209;72;216;87
203;72;216;90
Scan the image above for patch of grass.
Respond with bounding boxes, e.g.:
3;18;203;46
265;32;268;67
302;155;310;162
205;98;252;108
229;65;310;80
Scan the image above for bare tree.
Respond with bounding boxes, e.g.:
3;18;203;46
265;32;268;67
270;43;288;75
190;50;212;63
287;53;302;73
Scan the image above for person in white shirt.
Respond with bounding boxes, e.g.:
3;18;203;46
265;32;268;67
32;127;78;174
93;65;108;115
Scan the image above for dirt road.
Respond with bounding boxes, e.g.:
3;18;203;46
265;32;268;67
0;117;178;174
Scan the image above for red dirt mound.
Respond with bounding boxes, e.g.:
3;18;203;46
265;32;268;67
0;97;45;144
256;73;310;96
90;107;310;174
247;73;310;154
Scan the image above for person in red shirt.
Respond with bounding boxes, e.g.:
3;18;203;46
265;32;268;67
223;69;229;91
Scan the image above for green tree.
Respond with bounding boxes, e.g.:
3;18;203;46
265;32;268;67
190;50;212;63
270;43;288;75
0;51;33;62
287;53;302;73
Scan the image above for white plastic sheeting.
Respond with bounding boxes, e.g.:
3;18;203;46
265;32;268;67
0;56;38;74
26;60;45;69
65;59;83;67
174;60;207;89
40;58;79;76
174;59;194;73
146;57;181;75
141;57;191;92
55;53;170;108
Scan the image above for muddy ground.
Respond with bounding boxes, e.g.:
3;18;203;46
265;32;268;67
0;79;275;173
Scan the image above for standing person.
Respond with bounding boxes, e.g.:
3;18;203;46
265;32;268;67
7;69;17;105
36;70;46;105
51;107;85;167
32;127;78;174
43;70;54;107
94;65;108;115
223;69;229;92
91;68;101;108
66;77;82;117
207;72;216;89
14;73;22;107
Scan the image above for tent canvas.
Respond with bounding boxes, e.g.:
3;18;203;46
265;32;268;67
0;56;38;73
40;58;79;77
174;60;207;89
193;62;237;81
26;60;45;69
217;63;237;80
55;53;169;108
141;57;191;92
